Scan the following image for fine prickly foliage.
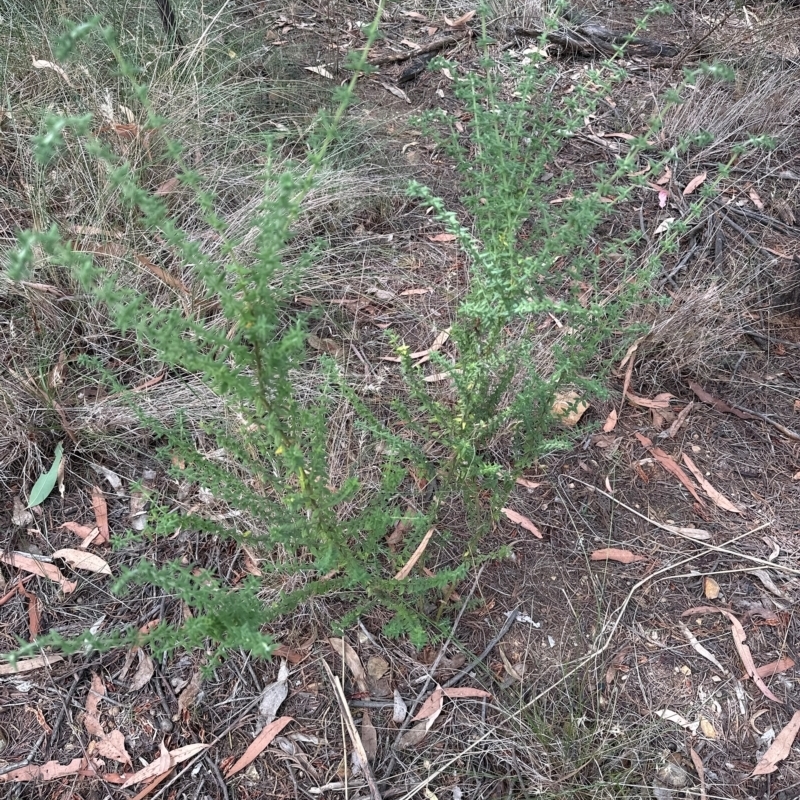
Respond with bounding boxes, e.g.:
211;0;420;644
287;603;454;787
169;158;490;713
7;5;726;662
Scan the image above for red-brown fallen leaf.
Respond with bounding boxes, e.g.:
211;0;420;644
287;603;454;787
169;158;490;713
94;729;132;765
742;656;795;681
603;409;618;432
443;687;492;700
501;508;543;538
681;454;743;514
752;710;800;775
85;672;106;737
272;644;306;664
18;584;41;640
445;9;476;27
0;553;77;593
155;176;180;196
224;716;293;778
135;255;189;294
590;548;647;564
122;742;173;789
683;607;780;702
60;521;97;539
625;392;674;409
91;486;110;544
689;383;756;420
0;757;103;783
689;747;707;800
634;433;706;507
414;687;444;721
683;171;707;196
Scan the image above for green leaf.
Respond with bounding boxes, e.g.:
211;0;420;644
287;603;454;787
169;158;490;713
27;443;64;508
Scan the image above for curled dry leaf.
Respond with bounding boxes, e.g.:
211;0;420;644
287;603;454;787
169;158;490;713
94;729;132;765
257;660;289;730
427;233;457;242
328;639;369;694
127;648;155;692
603;409;618;432
681;454;743;514
224;716;293;778
52;549;112;575
552;390;589;426
31;58;74;86
445;9;476;27
703;576;721;600
752;710;800;776
0;756;102;784
515;477;543;490
682;607;780;702
379;81;411;104
590;548;647;564
443;687;492;700
689;382;756;420
501;508;543;539
392;689;407;724
91;485;110;544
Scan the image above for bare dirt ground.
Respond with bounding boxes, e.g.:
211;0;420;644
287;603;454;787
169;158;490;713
2;1;800;798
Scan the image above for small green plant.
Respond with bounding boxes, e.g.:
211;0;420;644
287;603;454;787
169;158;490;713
6;4;737;663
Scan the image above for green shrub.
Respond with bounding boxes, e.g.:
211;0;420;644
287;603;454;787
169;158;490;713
6;3;725;662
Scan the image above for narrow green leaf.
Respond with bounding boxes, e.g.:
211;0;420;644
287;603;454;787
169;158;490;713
27;443;64;508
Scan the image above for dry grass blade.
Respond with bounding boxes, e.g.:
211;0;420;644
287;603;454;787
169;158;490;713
394;528;436;578
320;660;382;800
